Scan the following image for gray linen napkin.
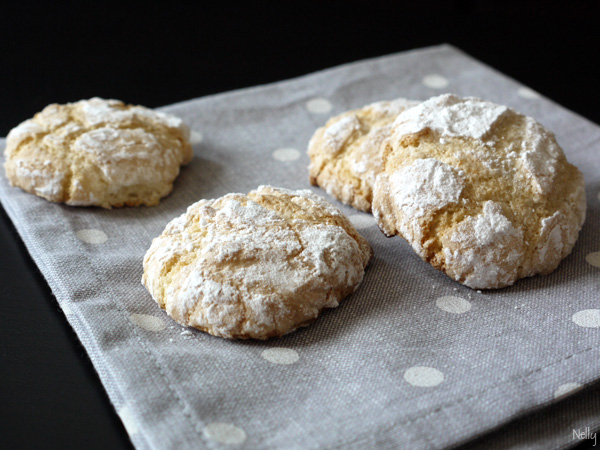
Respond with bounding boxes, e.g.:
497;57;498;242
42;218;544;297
1;44;599;450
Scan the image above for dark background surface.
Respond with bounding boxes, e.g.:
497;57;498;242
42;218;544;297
0;1;598;449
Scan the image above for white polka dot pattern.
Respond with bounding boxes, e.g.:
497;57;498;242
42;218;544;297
76;229;108;244
404;366;444;387
272;148;301;162
517;87;541;99
422;74;449;89
586;252;600;268
204;422;247;444
572;309;600;328
348;213;375;230
130;313;167;332
189;130;204;145
553;382;583;399
306;98;333;114
436;296;472;314
118;406;139;435
60;302;73;316
261;348;299;365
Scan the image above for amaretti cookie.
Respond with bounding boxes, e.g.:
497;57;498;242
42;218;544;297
373;94;586;289
308;98;418;212
142;186;372;339
4;97;192;208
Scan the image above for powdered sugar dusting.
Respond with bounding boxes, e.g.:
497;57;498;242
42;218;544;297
351;125;390;180
299;224;363;288
375;93;584;289
143;187;369;338
76;97;186;132
389;158;464;218
323;115;360;154
73;127;170;187
445;201;524;288
36;104;70;128
459;202;521;247
351;159;368;174
537;211;564;262
174;272;242;332
5;120;44;153
5;97;191;208
77;98;123;126
367;98;420;118
74;127;159;160
520;117;562;195
393;94;508;141
14;159;64;198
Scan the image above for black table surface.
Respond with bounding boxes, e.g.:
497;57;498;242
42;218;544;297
1;2;598;449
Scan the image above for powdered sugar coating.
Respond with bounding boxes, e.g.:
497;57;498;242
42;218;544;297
5;120;45;151
375;158;465;258
13;159;64;198
72;127;179;188
443;202;524;289
4;98;192;208
322;116;361;155
76;97;185;130
392;94;508;140
373;94;586;289
308;98;419;212
536;211;564;263
519;117;562;195
142;186;372;339
389;158;464;219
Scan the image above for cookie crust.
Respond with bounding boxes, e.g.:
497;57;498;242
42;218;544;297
308;98;418;212
4;98;192;208
142;186;372;339
373;94;586;289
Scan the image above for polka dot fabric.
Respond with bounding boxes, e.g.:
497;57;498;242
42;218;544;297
271;147;300;162
422;74;449;89
261;348;300;365
586;251;600;268
203;422;247;445
76;229;108;244
554;382;583;399
129;313;166;332
572;310;600;328
189;130;204;145
1;45;599;450
305;97;333;114
404;366;444;387
436;295;472;314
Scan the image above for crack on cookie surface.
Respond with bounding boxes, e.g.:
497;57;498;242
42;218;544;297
308;99;419;212
373;94;585;289
4;98;191;208
142;187;372;339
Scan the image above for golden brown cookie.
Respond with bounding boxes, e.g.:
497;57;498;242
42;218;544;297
142;186;372;339
373;94;586;289
4;98;192;208
308;98;418;212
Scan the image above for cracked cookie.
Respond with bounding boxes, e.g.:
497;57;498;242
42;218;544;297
308;98;418;212
373;94;586;289
142;185;372;339
4;97;192;208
